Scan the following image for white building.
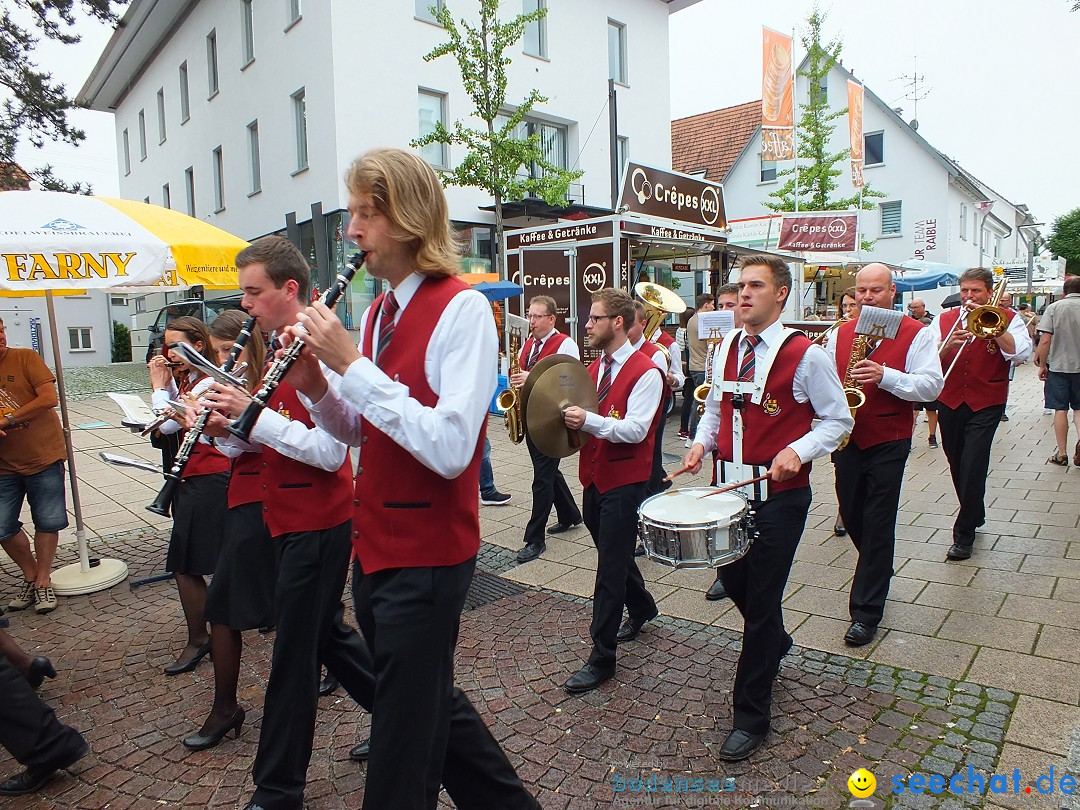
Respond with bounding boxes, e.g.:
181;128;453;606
0;293;130;369
80;0;700;329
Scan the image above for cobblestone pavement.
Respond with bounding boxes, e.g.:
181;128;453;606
0;361;1076;808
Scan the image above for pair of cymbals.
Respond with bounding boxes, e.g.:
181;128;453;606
521;355;598;458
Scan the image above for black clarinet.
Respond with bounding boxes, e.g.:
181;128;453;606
226;251;367;442
146;315;258;517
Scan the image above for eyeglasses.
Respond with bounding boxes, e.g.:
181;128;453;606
527;313;553;320
586;314;613;323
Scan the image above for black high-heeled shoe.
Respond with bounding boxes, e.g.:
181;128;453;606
182;707;245;751
27;657;57;690
163;640;211;676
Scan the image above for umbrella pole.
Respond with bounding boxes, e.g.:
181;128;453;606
44;291;128;595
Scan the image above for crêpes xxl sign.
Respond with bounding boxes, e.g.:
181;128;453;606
617;163;726;230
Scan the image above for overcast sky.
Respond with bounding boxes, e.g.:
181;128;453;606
13;0;1080;234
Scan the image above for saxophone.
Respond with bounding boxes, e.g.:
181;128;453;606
693;327;723;416
836;335;874;451
496;329;525;444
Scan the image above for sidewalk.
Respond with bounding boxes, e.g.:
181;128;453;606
0;361;1076;808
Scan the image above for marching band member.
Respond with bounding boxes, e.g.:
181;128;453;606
651;316;686;405
825;265;942;646
513;294;582;564
630;301;674;496
683;255;850;761
561;289;662;695
936;267;1031;560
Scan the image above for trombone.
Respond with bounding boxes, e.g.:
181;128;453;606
940;277;1009;382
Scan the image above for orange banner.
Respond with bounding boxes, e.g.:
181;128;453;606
761;27;795;162
848;79;865;189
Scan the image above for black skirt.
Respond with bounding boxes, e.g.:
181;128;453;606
204;502;280;631
166;472;229;576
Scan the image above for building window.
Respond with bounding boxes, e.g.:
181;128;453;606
760;156;777;183
617;135;629;184
68;327;92;351
179;62;190;122
523;0;547;58
162;183;171;209
416;0;443;22
241;0;255;65
184;166;195;216
287;0;301;27
816;73;828;105
110;296;127;306
608;20;627;84
994;235;1003;258
207;30;219;97
138;110;147;160
880;200;902;236
960;202;968;240
212;146;225;212
418;90;447;168
864;131;884;166
292;88;308;172
505;115;569;190
122;129;131;175
247;120;261;194
156;89;166;143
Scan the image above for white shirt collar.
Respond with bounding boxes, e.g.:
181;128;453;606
386;272;424;311
745;319;785;349
607;338;636;366
535;327;556;343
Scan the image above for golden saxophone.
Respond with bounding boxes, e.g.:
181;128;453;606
497;329;525;444
836;334;874;451
693;329;722;416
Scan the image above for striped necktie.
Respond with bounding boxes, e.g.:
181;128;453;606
526;338;542;370
596;354;615;402
376;291;399;365
738;334;761;382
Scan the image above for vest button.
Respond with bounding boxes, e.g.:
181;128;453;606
353;530;359;538
263;506;268;511
353;499;360;506
357;467;363;475
361;436;368;444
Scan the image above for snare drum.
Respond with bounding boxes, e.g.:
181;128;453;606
637;487;754;569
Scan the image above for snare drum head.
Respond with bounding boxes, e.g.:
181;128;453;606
640;488;746;526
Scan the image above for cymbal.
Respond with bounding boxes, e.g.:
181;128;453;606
525;361;598;458
520;354;580;424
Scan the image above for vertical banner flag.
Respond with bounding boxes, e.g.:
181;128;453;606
761;27;795;162
848;79;865;189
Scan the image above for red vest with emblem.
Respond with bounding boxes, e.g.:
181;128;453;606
717;332;816;493
834;316;923;449
354;276;483;573
937;309;1015;410
519;331;570;369
578;350;663;493
655;331;675;350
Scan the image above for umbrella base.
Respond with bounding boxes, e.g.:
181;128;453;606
50;558;129;596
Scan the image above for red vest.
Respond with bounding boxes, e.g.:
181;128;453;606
354;276;483;573
717;332;815;493
655;331;675;350
937;309;1015;410
182;436;231;478
834;316;923;449
519;331;570;369
578;350;663;493
228;448;262;507
639;340;672;403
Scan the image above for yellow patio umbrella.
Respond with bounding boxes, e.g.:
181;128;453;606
0;190;246;594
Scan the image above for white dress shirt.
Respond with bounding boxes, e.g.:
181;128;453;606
655;335;686;388
530;328;580;361
937;307;1033;364
581;339;664;444
694;320;852;463
303;272;497;479
826;322;944;403
150;372;215;445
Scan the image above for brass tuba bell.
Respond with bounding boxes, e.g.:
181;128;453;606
634;281;687;342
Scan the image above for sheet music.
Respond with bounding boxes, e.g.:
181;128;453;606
107;393;156;427
854;305;903;341
698;310;735;339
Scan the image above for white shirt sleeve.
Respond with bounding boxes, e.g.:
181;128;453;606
877;326;944;402
692;345;721;453
557;338;581;360
150;381;182;435
667;342;685;388
1001;310;1033;364
582;366;663;444
788;343;853;463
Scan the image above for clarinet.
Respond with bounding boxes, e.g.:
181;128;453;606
146;316;258;517
226;251;367;442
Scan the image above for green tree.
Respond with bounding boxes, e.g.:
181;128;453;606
111;319;131;363
411;0;583;277
764;8;885;247
1;1;126;194
1048;207;1080;275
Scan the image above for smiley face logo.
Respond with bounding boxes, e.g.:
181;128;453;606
847;768;876;798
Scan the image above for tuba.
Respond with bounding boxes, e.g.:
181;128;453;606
634;281;687;341
836;335;875;451
496;329;525;444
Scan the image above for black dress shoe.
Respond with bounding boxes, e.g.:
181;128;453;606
563;663;615;695
633;542;646;557
705;577;728;601
516;542;545;563
0;737;88;795
718;728;766;762
946;543;972;561
615;609;658;643
844;621;877;647
241;803;268;810
319;671;339;697
27;656;57;690
833;522;847;537
183;707;245;751
163;640;211;676
349;738;371;762
546;520;581;536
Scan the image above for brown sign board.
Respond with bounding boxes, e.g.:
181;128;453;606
778;213;858;252
617;163;726;230
505;219;615;251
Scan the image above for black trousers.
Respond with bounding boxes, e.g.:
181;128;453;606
349;557;537;810
937;401;1005;544
582;482;657;669
645;408;669;496
0;655;85;772
719;486;811;736
834;439;911;627
522;434;581;547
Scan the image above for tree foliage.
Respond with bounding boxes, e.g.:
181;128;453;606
111;319;131;363
0;0;125;194
411;0;583;276
1048;207;1080;275
764;7;885;249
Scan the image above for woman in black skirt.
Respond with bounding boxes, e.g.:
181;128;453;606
148;316;230;676
182;310;277;750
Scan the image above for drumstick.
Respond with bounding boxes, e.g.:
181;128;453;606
662;463;694;483
696;474;771;499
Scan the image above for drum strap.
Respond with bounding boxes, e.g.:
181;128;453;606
718;461;769;501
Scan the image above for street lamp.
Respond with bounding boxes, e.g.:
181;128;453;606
975;200;994;270
1016;220;1045;295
